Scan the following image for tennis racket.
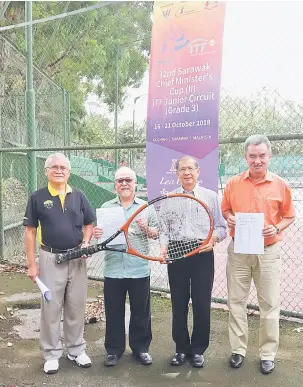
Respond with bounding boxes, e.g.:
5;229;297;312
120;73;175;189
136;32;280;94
55;193;214;264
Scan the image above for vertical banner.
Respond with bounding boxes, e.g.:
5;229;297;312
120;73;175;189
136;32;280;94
146;1;225;198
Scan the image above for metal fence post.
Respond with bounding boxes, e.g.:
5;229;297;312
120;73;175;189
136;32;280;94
114;45;119;169
63;89;67;146
25;1;37;193
66;91;71;159
0;151;4;260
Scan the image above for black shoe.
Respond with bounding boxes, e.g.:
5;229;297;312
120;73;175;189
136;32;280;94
230;354;244;368
260;360;274;374
192;354;205;368
104;354;120;367
170;352;186;366
134;352;152;365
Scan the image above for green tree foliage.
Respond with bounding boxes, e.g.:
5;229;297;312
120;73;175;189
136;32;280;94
73;114;112;145
117;120;146;164
1;1;152;141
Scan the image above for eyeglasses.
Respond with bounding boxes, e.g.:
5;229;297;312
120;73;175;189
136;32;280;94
46;165;69;172
115;178;134;184
178;167;197;174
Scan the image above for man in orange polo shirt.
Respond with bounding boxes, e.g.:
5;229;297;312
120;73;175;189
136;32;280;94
221;134;295;375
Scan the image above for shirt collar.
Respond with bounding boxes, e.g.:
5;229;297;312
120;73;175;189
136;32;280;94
181;184;200;196
111;195;141;205
244;170;274;182
48;182;72;196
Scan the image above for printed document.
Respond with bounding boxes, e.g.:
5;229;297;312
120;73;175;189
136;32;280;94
96;207;126;245
36;277;51;301
234;212;264;254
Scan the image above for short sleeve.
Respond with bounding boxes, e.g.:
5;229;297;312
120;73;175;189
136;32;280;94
23;194;39;228
81;193;96;224
281;182;295;218
221;180;232;213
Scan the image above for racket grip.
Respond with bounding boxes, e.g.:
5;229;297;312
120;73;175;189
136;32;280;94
55;245;100;264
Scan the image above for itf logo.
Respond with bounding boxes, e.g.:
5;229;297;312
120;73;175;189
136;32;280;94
189;38;216;56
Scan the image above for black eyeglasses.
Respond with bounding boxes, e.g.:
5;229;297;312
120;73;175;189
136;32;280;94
115;178;134;184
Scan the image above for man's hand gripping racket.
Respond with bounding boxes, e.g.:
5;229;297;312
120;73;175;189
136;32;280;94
55;193;214;264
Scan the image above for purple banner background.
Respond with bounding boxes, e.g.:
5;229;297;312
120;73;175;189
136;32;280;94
146;1;225;199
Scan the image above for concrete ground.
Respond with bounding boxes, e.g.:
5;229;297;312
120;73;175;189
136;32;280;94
1;272;303;387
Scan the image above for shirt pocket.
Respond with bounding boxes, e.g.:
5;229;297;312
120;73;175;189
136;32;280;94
264;197;281;215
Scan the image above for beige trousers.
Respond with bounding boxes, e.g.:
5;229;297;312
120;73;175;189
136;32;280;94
39;249;87;361
226;240;281;361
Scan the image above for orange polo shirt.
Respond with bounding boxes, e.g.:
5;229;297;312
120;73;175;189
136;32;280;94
221;170;295;245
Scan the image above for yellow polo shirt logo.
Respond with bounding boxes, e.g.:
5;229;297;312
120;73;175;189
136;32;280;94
43;200;53;209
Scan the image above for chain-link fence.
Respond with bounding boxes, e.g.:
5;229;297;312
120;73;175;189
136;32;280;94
0;1;152;154
1;133;303;318
0;33;69;148
0;144;146;262
1;2;303;318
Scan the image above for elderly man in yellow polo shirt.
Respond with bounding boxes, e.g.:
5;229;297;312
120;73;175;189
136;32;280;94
24;152;95;374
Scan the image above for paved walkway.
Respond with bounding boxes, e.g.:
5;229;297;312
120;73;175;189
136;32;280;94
1;272;303;387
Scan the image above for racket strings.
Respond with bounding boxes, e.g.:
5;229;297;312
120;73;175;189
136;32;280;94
127;196;211;260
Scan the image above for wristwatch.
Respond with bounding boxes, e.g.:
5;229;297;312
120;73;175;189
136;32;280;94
212;236;219;245
274;225;280;234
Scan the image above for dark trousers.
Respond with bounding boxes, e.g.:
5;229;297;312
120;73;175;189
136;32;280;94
168;250;214;355
104;276;152;356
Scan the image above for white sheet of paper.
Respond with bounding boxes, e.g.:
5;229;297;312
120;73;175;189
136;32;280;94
234;212;264;254
36;277;51;301
96;207;126;245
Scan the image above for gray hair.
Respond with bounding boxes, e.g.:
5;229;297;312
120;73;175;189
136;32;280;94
176;155;199;171
114;166;137;181
244;135;271;154
45;153;71;169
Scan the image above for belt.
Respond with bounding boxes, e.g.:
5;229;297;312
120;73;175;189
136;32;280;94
231;237;276;248
40;245;79;254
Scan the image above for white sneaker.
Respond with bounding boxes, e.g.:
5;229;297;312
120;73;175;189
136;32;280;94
44;359;59;374
67;352;92;368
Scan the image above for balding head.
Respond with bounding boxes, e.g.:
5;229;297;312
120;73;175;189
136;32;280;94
114;166;136;182
114;166;137;201
176;155;199;171
45;153;71;170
